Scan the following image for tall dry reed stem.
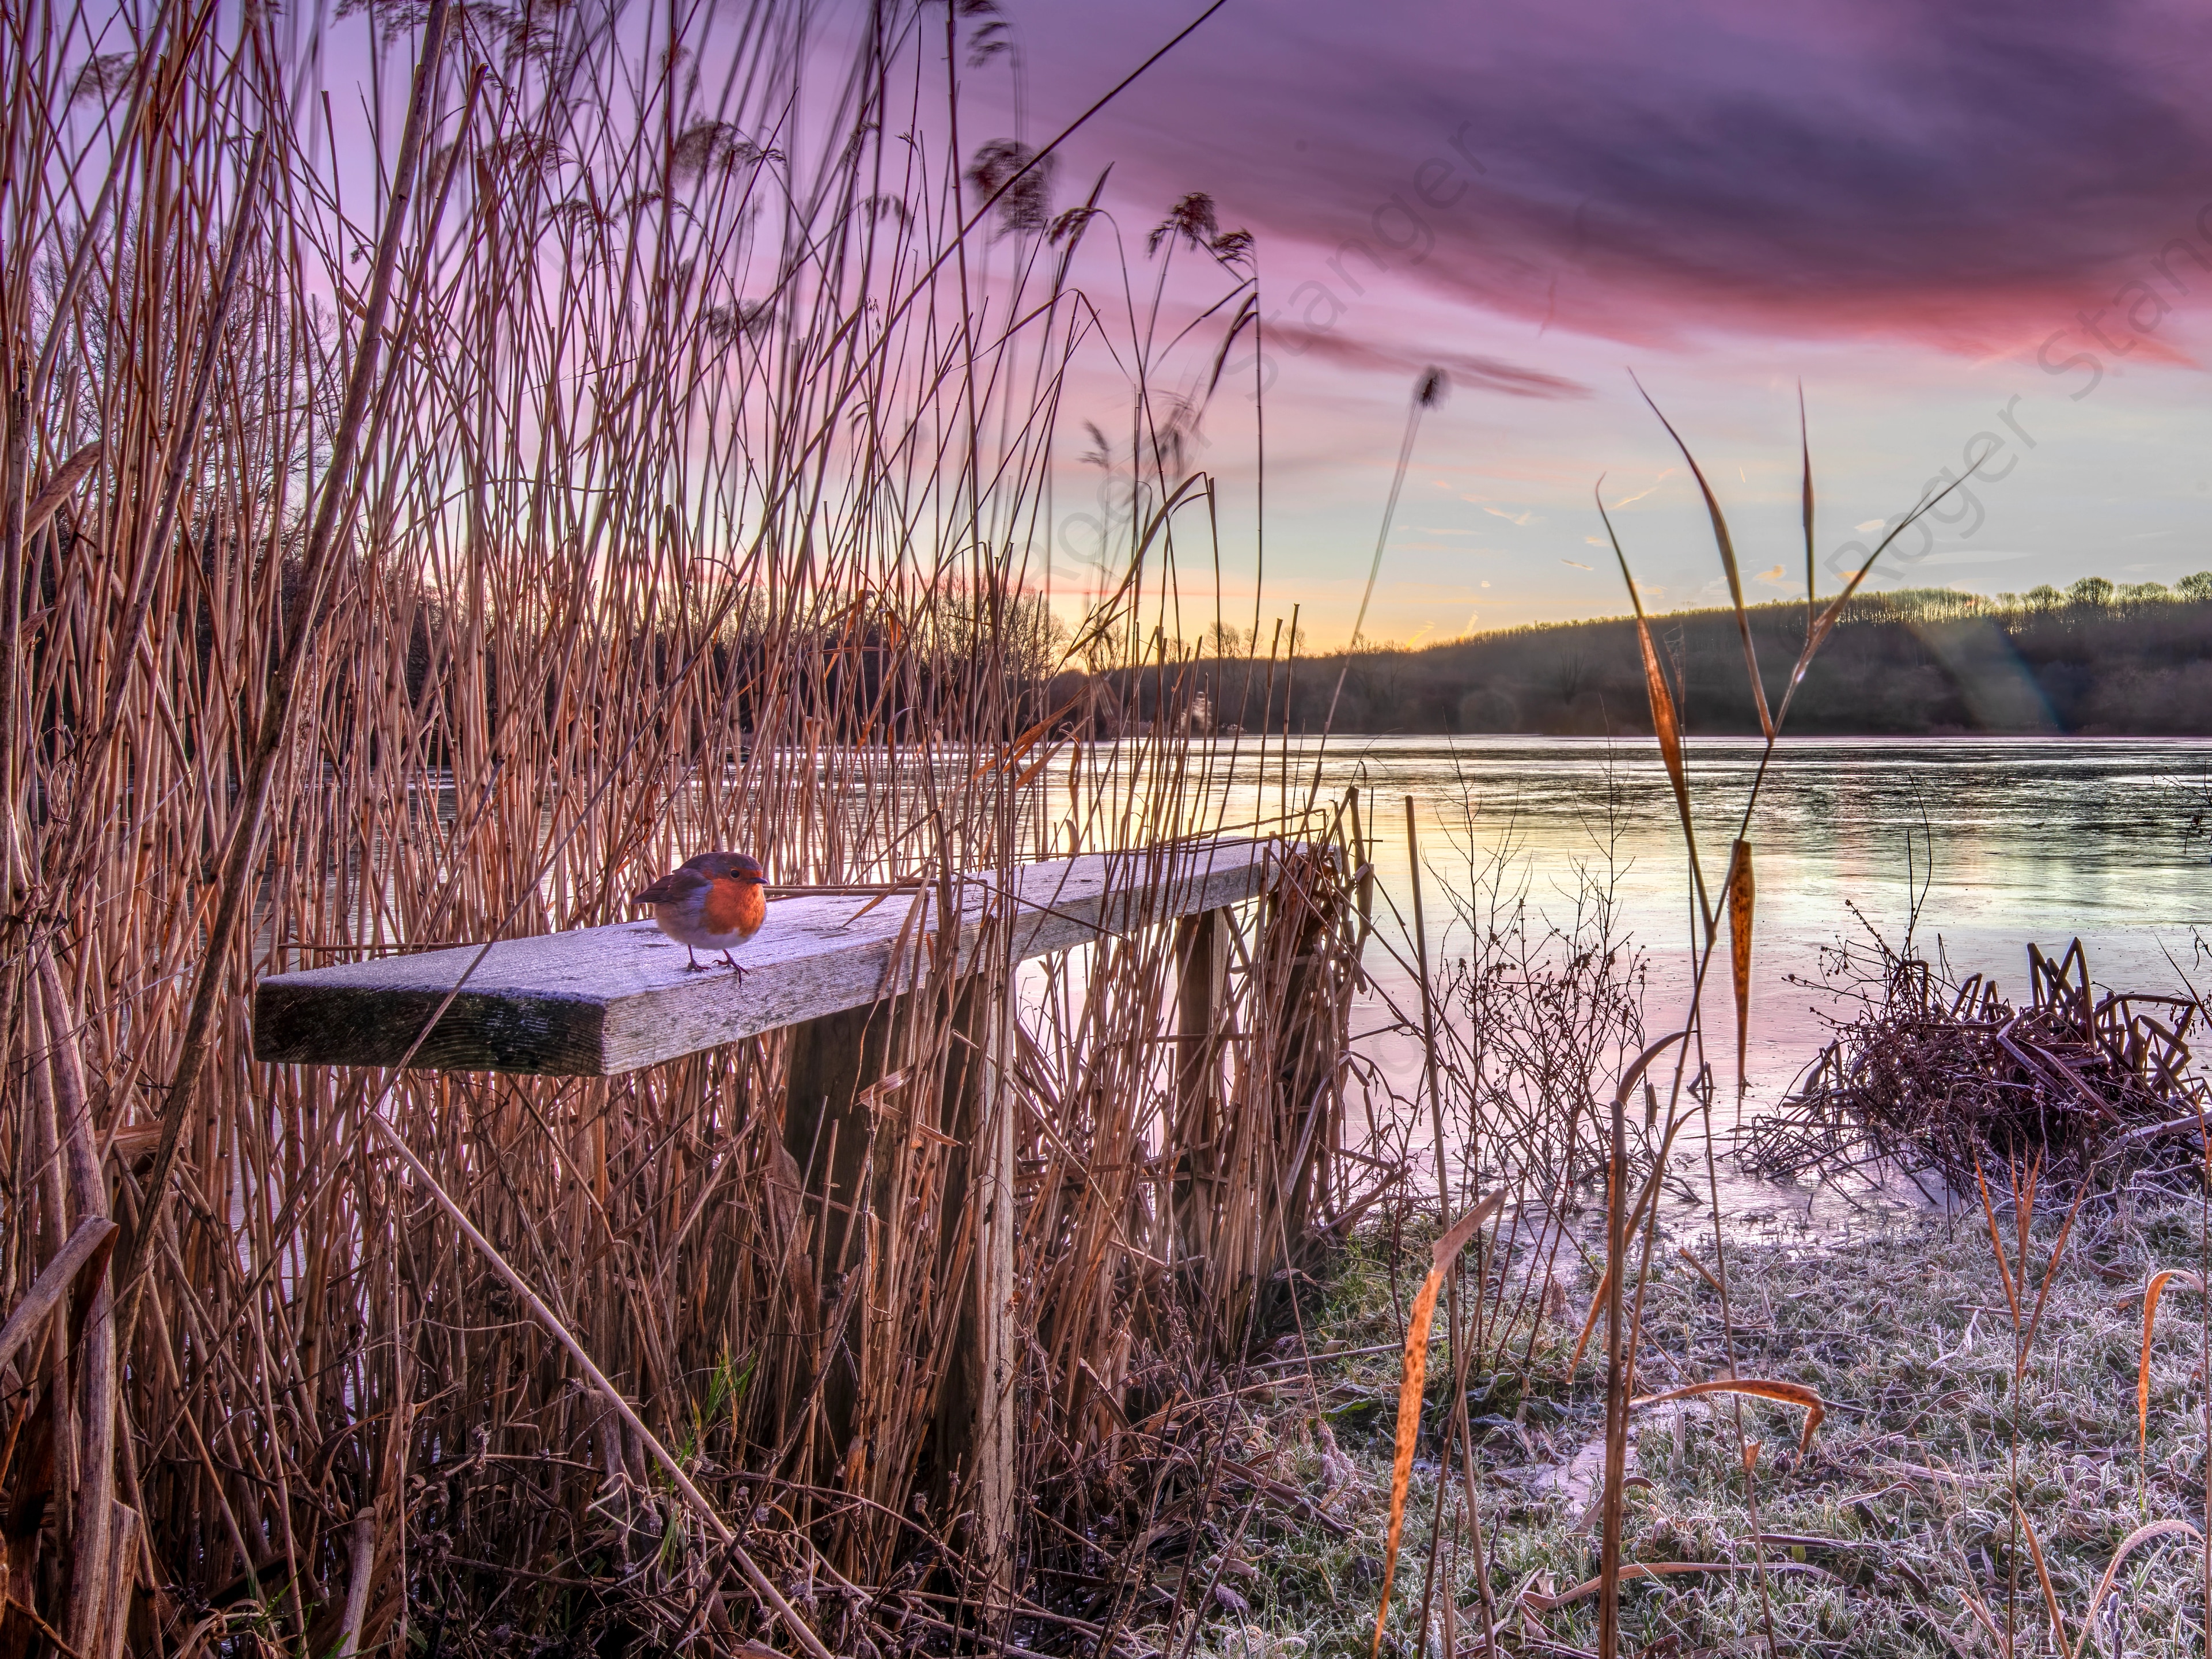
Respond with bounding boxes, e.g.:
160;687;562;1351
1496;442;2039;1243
1554;393;1984;1657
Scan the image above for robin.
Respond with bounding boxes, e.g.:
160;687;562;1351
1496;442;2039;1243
632;850;768;977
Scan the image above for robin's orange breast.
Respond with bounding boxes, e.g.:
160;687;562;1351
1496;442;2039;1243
702;876;765;937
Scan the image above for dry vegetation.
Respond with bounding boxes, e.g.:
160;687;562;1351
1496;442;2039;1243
1747;933;2211;1199
5;2;2211;1658
1269;384;2212;1659
0;2;1385;1654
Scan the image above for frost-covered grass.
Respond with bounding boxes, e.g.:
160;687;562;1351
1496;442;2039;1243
1137;1194;2212;1658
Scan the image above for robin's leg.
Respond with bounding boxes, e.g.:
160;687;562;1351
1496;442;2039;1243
683;945;710;972
721;950;747;983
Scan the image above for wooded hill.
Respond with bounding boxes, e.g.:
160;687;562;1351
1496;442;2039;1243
1120;580;2212;736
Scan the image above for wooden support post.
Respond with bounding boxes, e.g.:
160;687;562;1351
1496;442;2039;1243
1265;852;1351;1267
782;968;1015;1588
1171;907;1231;1265
930;969;1017;1586
784;1000;899;1286
1176;908;1230;1118
782;995;904;1467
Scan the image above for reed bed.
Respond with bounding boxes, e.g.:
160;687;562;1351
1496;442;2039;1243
0;2;1377;1654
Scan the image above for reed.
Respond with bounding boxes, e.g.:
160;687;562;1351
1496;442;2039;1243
0;3;1368;1654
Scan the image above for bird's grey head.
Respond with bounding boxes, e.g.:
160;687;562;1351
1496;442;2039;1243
684;850;764;884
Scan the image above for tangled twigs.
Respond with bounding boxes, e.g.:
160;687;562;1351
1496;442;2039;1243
1744;939;2207;1201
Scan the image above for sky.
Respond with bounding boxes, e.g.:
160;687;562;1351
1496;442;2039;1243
984;0;2212;646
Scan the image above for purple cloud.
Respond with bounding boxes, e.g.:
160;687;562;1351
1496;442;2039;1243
1009;0;2212;353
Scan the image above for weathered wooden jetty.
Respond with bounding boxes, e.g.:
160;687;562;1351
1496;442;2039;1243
251;836;1355;1582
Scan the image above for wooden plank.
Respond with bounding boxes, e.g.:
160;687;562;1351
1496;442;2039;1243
253;840;1284;1075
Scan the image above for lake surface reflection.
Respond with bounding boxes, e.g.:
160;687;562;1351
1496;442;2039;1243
1175;734;2212;1226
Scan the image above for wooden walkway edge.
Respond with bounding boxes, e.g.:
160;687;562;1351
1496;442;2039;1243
253;839;1289;1075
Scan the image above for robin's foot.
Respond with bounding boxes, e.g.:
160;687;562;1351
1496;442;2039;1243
681;950;711;972
721;952;747;982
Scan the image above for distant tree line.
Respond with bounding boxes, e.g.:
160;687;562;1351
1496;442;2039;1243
1099;575;2212;737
